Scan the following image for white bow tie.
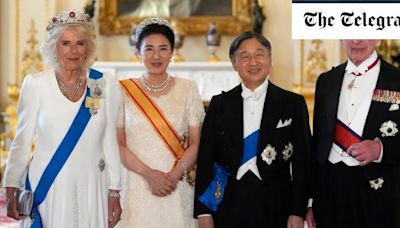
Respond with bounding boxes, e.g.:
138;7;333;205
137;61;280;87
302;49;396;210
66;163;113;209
347;68;366;76
347;57;379;76
241;89;264;101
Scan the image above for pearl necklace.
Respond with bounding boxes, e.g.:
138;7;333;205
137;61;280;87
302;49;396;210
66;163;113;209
55;71;83;100
140;75;171;93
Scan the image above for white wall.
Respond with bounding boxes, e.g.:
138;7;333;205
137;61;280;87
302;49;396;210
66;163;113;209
0;0;298;111
264;0;294;89
73;0;296;90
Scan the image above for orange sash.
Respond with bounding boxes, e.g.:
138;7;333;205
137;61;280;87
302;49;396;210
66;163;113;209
120;79;184;161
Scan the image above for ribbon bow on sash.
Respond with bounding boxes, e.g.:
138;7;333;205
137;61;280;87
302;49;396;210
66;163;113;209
198;163;231;211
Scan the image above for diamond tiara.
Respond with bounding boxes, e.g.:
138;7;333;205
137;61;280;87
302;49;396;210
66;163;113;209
135;17;173;40
46;10;94;32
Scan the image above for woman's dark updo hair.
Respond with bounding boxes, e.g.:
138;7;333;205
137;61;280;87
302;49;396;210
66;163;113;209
136;24;175;51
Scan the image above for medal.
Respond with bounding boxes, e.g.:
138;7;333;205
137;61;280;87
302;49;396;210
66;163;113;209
347;78;356;90
347;57;379;90
98;158;105;171
215;181;222;200
94;85;102;97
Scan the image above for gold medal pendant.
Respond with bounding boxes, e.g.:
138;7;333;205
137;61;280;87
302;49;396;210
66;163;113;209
347;78;356;90
215;181;222;200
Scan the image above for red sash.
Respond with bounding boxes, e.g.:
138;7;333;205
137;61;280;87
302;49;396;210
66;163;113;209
333;119;362;152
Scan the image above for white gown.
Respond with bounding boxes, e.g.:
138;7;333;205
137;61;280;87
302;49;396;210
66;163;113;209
118;77;205;228
3;70;121;228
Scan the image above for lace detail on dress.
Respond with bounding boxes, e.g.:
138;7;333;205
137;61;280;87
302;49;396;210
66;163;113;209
187;80;206;128
117;87;126;128
119;77;203;228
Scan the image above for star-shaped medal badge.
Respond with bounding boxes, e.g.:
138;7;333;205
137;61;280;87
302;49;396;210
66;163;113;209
261;144;277;166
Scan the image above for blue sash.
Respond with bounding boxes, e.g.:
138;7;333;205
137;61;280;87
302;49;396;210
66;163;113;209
198;163;230;211
241;130;259;165
26;69;103;227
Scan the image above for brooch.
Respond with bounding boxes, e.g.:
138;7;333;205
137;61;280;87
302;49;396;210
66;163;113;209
215;181;222;200
379;120;398;137
86;77;106;116
389;103;399;111
369;177;384;190
98;158;105;172
85;96;100;116
88;77;106;99
261;144;277;166
282;142;294;161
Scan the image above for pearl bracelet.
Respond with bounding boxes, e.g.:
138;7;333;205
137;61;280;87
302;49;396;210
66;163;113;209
108;191;120;198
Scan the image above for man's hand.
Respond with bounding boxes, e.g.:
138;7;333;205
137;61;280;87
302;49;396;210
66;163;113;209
347;139;381;166
198;216;214;228
306;208;316;228
287;215;304;228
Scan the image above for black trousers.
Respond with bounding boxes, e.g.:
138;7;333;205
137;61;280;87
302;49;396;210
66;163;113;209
214;172;291;228
313;162;399;228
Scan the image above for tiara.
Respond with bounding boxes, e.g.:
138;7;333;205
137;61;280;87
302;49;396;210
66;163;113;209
46;10;94;32
135;17;173;40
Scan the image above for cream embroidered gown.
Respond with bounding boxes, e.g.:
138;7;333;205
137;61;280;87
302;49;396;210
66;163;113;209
118;77;205;228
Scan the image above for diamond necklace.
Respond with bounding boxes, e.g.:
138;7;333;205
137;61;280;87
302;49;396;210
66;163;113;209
55;71;83;100
140;74;171;92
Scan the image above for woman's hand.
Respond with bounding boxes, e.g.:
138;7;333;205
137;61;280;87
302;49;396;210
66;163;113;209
143;169;176;196
108;190;122;228
166;164;185;186
5;187;27;220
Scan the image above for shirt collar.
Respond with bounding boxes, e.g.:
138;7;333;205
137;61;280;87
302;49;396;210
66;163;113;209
346;51;378;73
241;78;269;101
241;77;269;94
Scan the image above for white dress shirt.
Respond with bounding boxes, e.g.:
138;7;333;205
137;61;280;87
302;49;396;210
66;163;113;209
198;79;269;218
236;79;268;180
328;51;381;166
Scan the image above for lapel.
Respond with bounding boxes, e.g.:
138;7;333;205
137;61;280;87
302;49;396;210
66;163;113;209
324;64;346;136
223;85;244;167
257;83;282;154
362;59;398;139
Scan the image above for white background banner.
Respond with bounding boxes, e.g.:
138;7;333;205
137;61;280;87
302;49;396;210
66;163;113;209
292;3;400;39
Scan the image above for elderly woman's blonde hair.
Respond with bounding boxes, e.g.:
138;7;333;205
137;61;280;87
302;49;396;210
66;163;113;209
40;24;96;71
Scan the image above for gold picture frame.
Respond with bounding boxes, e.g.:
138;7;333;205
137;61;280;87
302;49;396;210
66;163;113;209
99;0;252;35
